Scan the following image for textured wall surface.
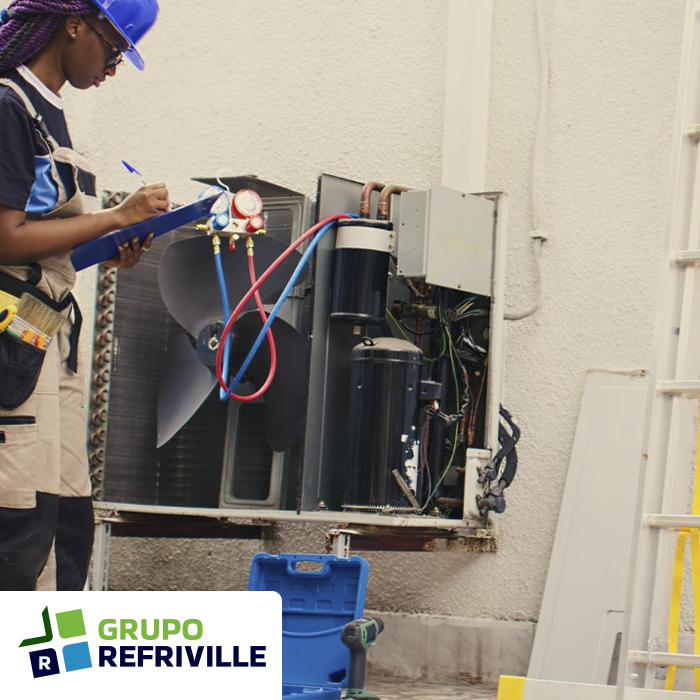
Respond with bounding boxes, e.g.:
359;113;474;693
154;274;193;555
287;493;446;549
63;0;688;622
75;0;449;203
485;0;686;621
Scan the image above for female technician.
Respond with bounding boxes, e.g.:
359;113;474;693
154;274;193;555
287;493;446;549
0;0;168;590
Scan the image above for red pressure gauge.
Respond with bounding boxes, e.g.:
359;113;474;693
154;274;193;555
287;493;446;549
246;215;265;233
232;189;264;219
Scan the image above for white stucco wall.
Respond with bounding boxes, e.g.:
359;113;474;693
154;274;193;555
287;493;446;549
480;0;687;620
63;0;688;621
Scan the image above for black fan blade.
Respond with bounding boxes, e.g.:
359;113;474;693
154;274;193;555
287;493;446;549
157;334;217;448
158;235;308;337
227;311;309;452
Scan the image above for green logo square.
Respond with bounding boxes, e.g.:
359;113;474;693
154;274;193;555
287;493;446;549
56;609;86;640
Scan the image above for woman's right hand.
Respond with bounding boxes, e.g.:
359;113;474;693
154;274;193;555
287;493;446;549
115;183;170;227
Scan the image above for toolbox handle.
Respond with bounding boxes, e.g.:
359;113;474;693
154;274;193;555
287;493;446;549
284;554;330;576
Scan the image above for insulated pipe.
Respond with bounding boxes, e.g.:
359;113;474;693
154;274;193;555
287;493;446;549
359;181;386;218
377;185;410;221
458;412;470;447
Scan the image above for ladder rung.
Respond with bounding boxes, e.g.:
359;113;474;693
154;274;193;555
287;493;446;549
629;650;700;668
673;249;700;264
689;124;700;139
658;380;700;395
645;514;700;529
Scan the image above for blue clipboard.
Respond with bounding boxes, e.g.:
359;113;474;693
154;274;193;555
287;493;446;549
70;193;221;272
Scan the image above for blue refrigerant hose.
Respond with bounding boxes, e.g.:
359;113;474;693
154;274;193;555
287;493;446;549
219;214;358;401
214;250;232;401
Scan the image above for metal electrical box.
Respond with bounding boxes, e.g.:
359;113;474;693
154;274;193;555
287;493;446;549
397;185;495;296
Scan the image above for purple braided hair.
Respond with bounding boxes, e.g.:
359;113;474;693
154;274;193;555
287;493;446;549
0;0;96;73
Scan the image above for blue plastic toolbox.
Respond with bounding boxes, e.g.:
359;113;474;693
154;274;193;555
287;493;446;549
249;553;370;699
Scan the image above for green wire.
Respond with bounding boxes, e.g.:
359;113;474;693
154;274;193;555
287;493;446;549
386;307;444;361
424;424;459;506
439;307;461;414
386;303;464;507
421;306;462;507
385;308;411;342
425;331;444;362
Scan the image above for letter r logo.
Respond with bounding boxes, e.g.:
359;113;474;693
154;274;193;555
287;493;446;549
29;648;60;678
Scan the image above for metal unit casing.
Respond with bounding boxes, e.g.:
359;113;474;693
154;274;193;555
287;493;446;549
89;191;311;512
302;175;507;518
397;185;495;296
90;177;509;542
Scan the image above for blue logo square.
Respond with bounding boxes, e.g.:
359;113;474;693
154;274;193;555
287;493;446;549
29;648;60;678
62;641;92;672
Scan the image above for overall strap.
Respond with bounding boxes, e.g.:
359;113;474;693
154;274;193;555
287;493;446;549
0;80;82;373
0;268;71;312
0;78;60;151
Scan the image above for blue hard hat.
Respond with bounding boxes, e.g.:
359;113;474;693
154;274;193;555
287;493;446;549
90;0;159;71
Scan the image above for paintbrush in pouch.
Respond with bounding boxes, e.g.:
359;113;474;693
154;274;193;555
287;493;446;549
16;293;67;338
9;315;51;347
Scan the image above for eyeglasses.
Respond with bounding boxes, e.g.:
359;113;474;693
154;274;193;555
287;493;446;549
83;18;124;69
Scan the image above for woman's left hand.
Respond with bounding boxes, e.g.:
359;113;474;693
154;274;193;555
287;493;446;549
103;233;154;269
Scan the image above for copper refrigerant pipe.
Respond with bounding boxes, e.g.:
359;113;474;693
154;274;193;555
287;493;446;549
435;497;464;509
359;181;386;218
459;413;470;447
377;185;410;221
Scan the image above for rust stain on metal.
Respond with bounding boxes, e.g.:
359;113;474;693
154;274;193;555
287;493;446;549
330;524;497;553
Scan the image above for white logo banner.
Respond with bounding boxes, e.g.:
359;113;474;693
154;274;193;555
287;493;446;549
0;591;281;700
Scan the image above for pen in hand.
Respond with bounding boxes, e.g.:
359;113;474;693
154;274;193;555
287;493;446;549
121;160;171;212
122;160;147;187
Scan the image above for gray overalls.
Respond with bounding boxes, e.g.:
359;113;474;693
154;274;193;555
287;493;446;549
0;78;97;591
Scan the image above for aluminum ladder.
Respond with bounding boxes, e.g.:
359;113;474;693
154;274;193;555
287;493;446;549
617;1;700;696
497;3;700;698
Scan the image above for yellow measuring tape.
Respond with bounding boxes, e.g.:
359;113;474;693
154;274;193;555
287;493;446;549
665;410;700;690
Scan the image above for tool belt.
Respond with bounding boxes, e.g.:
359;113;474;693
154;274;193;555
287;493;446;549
0;264;82;411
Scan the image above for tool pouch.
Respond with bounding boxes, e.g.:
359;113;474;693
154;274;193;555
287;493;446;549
0;332;46;410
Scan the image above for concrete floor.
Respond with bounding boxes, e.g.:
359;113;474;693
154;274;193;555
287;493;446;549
367;677;497;699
